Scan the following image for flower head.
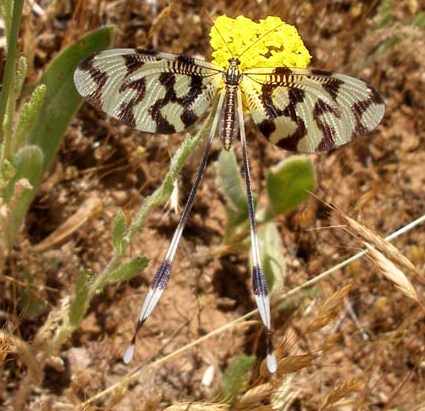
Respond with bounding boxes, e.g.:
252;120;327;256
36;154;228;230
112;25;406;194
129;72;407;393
209;15;311;70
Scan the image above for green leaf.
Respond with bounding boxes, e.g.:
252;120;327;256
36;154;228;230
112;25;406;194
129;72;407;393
1;27;114;250
216;149;250;241
15;56;27;98
0;0;24;140
14;84;47;150
102;257;149;289
0;159;15;189
0;0;12;21
256;222;286;294
4;145;44;246
221;354;256;404
265;155;316;219
4;145;44;199
27;25;115;173
111;210;127;256
217;149;247;213
69;270;91;326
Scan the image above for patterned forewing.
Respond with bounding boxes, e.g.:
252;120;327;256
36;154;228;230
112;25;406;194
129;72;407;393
74;49;223;134
243;68;385;153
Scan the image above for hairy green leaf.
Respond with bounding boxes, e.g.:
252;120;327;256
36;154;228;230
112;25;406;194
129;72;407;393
111;210;127;256
221;354;256;404
0;159;15;189
4;146;44;246
14;84;47;150
15;56;27;97
265;155;316;219
103;257;149;288
69;270;91;326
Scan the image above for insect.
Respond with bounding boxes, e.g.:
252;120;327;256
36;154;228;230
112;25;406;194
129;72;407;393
74;17;385;373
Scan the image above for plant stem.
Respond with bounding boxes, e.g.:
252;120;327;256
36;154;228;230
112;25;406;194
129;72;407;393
126;112;214;243
0;0;24;148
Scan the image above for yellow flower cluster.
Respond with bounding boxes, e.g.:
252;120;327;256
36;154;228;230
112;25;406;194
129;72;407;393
209;15;311;70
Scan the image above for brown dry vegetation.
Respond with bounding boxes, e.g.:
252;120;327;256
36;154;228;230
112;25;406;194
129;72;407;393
1;0;425;410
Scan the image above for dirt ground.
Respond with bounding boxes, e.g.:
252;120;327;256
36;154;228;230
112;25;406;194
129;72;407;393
1;0;425;410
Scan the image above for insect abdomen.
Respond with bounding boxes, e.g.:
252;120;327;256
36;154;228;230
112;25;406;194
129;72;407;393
220;85;239;151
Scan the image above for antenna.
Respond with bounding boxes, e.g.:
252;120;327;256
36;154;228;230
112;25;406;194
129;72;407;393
203;10;235;58
239;22;285;58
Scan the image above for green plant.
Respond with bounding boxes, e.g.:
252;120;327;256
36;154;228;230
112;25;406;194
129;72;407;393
0;0;115;269
0;1;118;405
220;354;256;404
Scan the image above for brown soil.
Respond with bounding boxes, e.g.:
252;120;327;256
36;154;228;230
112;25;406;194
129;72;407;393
1;0;425;410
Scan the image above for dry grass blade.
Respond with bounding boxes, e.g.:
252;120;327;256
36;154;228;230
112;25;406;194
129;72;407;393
306;283;352;334
11;334;43;410
365;243;419;303
0;330;11;366
236;383;273;409
148;4;177;40
277;353;318;374
104;383;127;410
319;334;342;352
270;374;300;410
331;203;420;278
319;379;362;410
32;196;103;252
164;403;229;411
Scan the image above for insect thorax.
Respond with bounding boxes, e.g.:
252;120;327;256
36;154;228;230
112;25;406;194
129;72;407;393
223;58;243;86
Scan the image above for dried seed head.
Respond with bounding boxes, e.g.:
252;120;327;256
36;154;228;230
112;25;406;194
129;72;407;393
306;283;352;334
365;243;418;302
238;383;273;408
0;331;11;366
277;353;318;374
165;403;229;411
320;379;363;410
334;205;418;276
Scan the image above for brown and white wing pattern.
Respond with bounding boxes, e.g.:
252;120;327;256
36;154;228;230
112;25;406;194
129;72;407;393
242;67;385;153
74;49;223;134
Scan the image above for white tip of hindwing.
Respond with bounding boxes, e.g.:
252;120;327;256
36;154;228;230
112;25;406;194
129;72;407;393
123;344;135;364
